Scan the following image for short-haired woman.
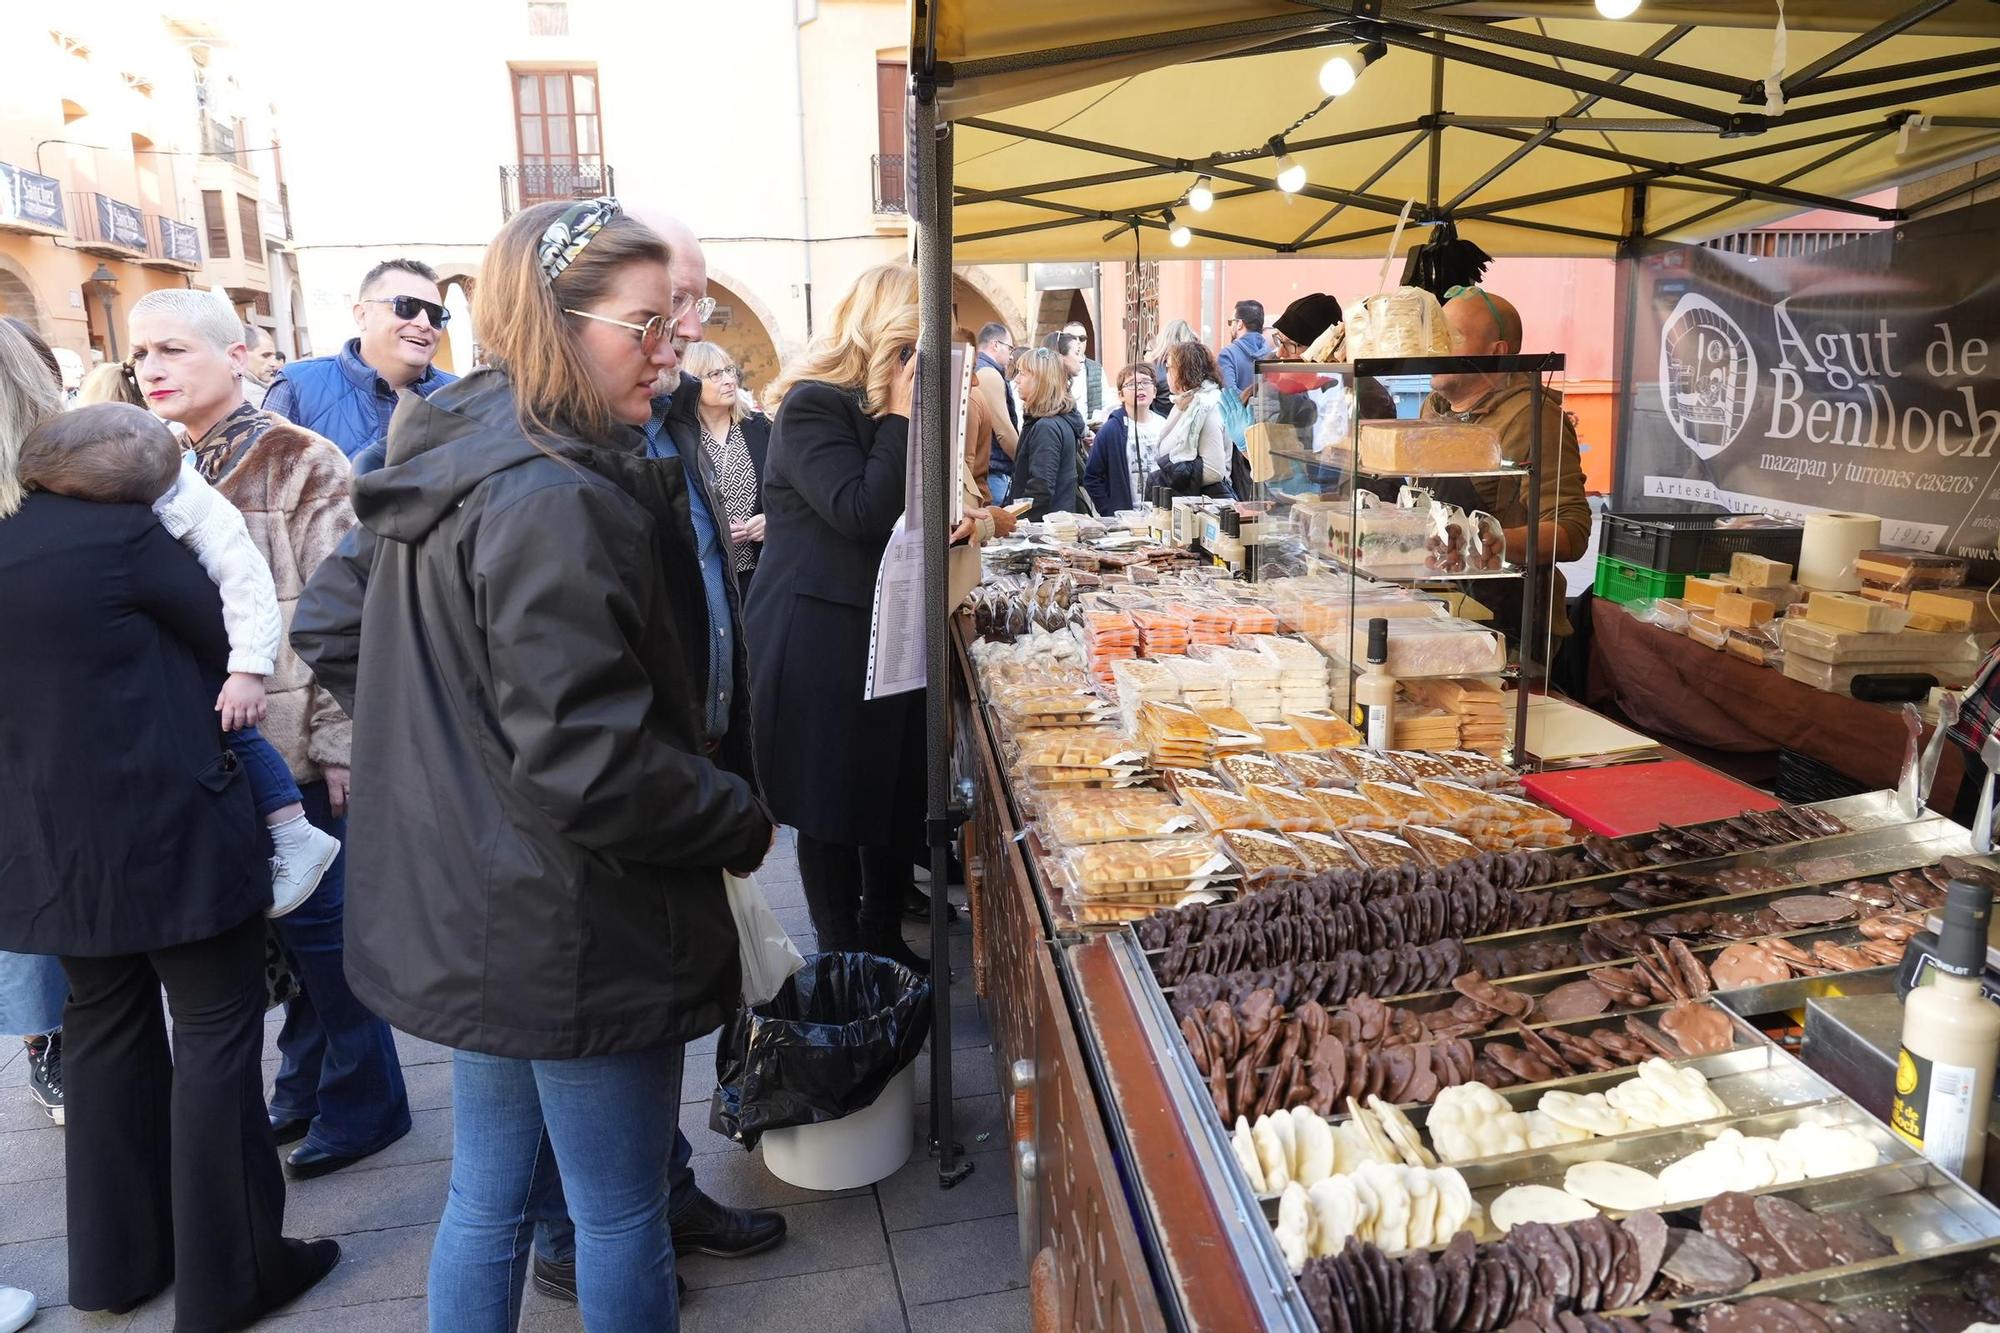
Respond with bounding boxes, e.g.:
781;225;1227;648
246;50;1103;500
1151;340;1234;499
125;287;413;1181
291;198;772;1331
744;263;935;971
1081;362;1164;514
0;311;340;1327
1010;346;1083;519
681;339;770;599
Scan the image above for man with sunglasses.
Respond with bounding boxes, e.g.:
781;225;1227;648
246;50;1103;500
264;258;458;459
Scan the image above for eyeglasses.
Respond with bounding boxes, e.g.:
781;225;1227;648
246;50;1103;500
362;295;451;328
700;367;739;383
565;308;670;355
673;293;718;326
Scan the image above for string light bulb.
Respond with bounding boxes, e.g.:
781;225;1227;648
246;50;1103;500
1164;209;1191;247
1275;148;1307;194
1187;176;1214;212
1319;50;1363;96
1595;0;1641;16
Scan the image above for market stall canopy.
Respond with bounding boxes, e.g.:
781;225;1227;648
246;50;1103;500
917;0;2000;260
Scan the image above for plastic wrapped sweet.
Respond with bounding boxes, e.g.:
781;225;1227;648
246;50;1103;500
1308;786;1395;831
1276;751;1352;789
1318;748;1411;787
1470;510;1507;572
1161;766;1227;797
1329;618;1506;678
1219;829;1310;886
1343;828;1424;870
1325;493;1431;573
1216;753;1289;791
1182;785;1275;831
1385;750;1460;783
1284;710;1363;750
1356;780;1451;824
1287;831;1365;874
1059;836;1231;897
1426;502;1475;575
1244;783;1329;833
1401;824;1483;868
1039;789;1196;845
1345;286;1452;359
991;681;1111;729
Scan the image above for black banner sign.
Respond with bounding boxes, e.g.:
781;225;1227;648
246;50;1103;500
1615;199;2000;562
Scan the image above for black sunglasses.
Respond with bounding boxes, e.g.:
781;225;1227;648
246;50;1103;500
363;295;451;328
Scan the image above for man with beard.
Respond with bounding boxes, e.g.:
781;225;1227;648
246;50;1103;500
263;258;457;458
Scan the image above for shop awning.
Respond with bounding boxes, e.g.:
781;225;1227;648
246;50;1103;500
917;0;2000;260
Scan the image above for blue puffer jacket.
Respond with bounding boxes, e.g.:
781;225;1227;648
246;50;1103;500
263;338;457;459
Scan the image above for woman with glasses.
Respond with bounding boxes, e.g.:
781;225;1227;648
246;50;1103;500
744;262;933;974
291;198;771;1332
681;340;770;598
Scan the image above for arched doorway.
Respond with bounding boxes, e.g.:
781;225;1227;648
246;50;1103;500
701;278;780;407
951;268;1026;345
434;273;477;374
0;263;46;333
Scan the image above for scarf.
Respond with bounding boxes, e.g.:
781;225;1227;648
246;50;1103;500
191;401;272;483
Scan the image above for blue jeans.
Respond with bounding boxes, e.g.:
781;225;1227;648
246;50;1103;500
430;1046;683;1333
268;780;411;1156
533;1127;699;1265
989;471;1011;505
0;951;65;1037
224;726;301;820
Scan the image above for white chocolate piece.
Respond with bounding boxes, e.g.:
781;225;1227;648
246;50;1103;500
1525;1109;1595;1149
1402;1167;1438;1250
1490;1184;1599;1232
1232;1117;1267;1193
1780;1122;1881;1178
1293;1107;1336;1188
1539;1091;1630;1139
1276;1182;1314;1274
1254;1119;1292;1193
1369;1095;1437;1167
1563;1160;1665;1211
1358;1162;1411;1253
1309;1175;1360;1258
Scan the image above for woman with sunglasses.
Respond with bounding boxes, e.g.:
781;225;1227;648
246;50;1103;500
261;258;458;459
681;339;771;598
290;198;772;1332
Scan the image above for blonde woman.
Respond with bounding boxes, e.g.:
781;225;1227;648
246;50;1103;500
744;262;932;972
1010;345;1083;519
76;361;143;407
680;340;770;596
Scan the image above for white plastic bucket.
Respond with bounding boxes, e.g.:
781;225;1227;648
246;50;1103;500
759;1063;915;1190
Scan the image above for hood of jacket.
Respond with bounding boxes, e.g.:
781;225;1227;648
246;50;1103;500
353;368;642;545
1231;330;1274;360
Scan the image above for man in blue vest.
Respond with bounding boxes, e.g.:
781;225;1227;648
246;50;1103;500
973;322;1020;503
264;258;457;456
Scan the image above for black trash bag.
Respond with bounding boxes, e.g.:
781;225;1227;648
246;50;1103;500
711;951;932;1149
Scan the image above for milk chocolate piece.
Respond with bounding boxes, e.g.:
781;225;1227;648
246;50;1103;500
1770;895;1857;926
1540;980;1612;1023
1660;1002;1735;1056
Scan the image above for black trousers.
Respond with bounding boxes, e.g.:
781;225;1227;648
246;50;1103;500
794;834;913;952
60;914;321;1330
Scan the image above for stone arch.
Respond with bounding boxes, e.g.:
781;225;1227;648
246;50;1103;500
953;266;1024;341
702;275;783;404
0;255;49;336
433;269;478;374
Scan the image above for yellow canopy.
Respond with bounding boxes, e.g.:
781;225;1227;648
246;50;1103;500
917;0;2000;259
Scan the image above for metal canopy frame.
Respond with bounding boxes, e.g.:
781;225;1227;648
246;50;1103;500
936;0;2000;255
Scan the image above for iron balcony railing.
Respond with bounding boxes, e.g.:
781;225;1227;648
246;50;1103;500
500;162;615;220
873;154;906;215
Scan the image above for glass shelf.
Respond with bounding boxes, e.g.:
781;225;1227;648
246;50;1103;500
1265;447;1526;480
1320;553;1524;583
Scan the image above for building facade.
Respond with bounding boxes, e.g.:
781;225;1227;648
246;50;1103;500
271;0;1051;390
0;10;300;383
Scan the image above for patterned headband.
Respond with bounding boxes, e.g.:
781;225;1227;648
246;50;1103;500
537;196;621;282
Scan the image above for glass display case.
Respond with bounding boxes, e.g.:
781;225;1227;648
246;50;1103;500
1246;354;1568;766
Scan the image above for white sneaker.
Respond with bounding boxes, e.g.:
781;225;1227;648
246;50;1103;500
0;1285;36;1333
268;824;341;918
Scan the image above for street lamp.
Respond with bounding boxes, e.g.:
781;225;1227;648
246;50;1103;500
87;263;120;360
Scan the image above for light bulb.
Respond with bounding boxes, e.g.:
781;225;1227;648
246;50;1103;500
1319;51;1361;97
1188;177;1214;212
1595;0;1641;16
1276;154;1307;194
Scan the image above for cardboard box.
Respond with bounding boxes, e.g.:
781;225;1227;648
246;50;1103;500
1714;591;1777;628
1729;552;1792;588
1805;590;1911;634
1683;576;1736;610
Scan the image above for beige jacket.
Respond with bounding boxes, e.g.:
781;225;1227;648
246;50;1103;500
212;419;356;781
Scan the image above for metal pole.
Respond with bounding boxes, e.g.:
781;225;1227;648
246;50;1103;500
101;291;119;361
913;59;973;1191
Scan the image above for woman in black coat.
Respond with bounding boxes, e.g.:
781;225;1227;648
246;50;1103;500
290;200;772;1331
0;399;337;1325
1009;345;1083;519
743;262;930;973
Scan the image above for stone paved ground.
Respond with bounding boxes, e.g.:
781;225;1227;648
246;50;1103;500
0;830;1026;1331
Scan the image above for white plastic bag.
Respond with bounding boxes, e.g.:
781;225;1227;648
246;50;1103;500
727;871;806;1006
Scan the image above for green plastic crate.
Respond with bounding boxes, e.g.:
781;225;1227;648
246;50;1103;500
1595;555;1689;609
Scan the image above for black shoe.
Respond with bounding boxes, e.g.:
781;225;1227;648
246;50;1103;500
902;885;960;924
258;1239;341;1320
285;1122;408;1180
532;1255;685;1305
270;1115;310;1146
868;934;932;977
670;1192;787;1259
25;1033;62;1126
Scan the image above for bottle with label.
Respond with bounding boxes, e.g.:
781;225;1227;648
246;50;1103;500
1354;618;1397;751
1891;879;2000;1182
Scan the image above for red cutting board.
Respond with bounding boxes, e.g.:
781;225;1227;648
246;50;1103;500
1522;761;1783;838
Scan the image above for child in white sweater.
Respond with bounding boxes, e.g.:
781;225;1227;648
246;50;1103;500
19;403;339;916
